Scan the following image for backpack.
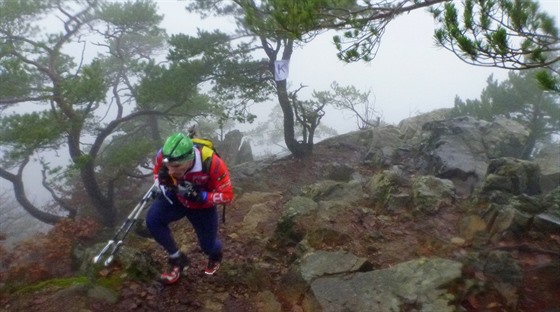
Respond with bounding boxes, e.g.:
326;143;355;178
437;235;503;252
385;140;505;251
191;137;219;173
190;136;228;223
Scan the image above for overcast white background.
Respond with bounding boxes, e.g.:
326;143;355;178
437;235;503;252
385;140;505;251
158;0;559;134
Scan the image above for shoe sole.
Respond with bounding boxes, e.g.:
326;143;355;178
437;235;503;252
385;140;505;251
204;264;220;275
159;266;189;285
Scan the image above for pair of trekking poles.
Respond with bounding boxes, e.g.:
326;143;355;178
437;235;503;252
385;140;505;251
93;181;158;266
93;181;227;266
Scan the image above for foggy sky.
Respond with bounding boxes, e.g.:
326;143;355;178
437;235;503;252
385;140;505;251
158;0;559;134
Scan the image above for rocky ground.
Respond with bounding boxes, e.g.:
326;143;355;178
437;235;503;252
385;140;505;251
1;142;559;312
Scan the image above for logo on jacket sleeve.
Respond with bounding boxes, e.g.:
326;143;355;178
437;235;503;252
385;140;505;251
212;193;226;204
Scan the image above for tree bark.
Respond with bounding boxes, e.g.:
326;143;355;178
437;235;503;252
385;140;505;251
0;158;63;225
264;38;313;158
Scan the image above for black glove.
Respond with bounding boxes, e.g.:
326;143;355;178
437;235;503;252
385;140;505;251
157;166;175;187
178;182;208;203
150;187;161;199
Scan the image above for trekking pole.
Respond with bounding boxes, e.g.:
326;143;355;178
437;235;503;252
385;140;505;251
93;181;158;266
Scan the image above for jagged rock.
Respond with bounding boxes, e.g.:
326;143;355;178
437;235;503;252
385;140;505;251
321;125;405;170
316;197;367;220
543;186;560;216
385;193;412;215
275;185;371;251
534;144;560;193
235;138;254;164
274;196;319;245
420;117;491;183
398;108;452;141
475;188;551;239
281;196;319;220
325;163;355;182
472;157;552;238
365;166;410;213
309;257;462;312
217;129;244;164
482;117;530;159
533;213;560;233
360;126;404;168
237;191;283;238
301;180;344;201
418;116;529;196
483;204;533;240
462;250;524;311
301;179;364;203
482;157;541;196
231;157;273;181
511;193;545;214
296;250;372;283
411;175;456;215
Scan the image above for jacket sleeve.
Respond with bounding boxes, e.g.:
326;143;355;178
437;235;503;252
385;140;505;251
206;154;234;205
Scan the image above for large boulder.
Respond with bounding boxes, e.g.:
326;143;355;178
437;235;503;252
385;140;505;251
418;116;529;196
213;129;254;166
482;117;531;159
364;166;411;214
235;138;254;164
475;158;556;238
481;157;541;196
411;175;456;215
321;126;405;169
533;187;560;233
534;143;560;193
296;250;372;283
398;108;452;141
308;257;463;312
236;191;284;239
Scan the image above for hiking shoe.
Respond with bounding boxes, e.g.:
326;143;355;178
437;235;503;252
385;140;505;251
204;259;220;275
204;252;222;275
159;252;189;285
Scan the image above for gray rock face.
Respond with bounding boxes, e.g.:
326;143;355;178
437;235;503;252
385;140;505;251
482;157;541;196
411;175;456;214
475;157;554;238
534;143;560;193
309;257;462;312
236;139;254;164
534;212;560;233
421;117;491;179
398;108;452;141
297;250;372;283
419;116;529;196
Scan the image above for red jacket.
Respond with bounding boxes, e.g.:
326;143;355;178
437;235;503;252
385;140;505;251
153;146;234;209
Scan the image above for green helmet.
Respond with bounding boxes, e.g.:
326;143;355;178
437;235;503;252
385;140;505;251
162;133;194;163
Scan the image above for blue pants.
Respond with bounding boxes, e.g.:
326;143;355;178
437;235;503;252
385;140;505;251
146;194;222;261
